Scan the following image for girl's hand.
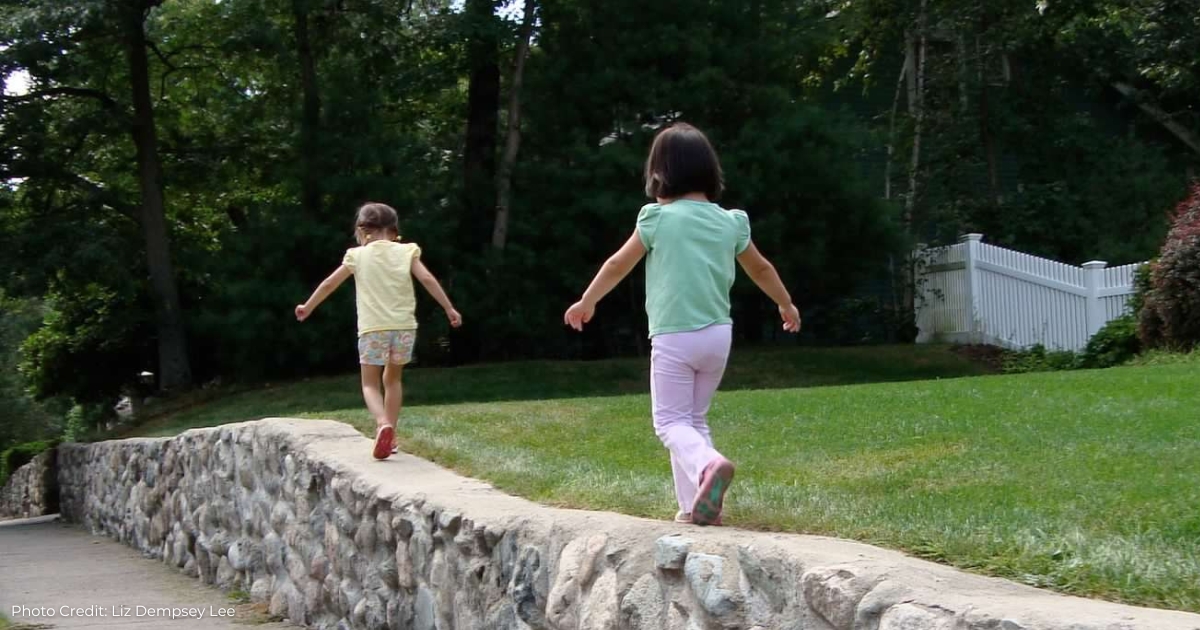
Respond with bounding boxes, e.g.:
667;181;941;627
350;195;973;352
779;303;801;333
446;308;463;328
295;304;311;322
564;301;594;331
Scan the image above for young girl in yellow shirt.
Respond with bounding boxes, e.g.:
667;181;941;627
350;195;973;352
296;203;462;459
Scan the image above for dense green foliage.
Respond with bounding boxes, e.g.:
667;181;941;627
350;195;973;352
1;0;1196;452
0;439;55;487
1080;314;1142;369
0;295;67;451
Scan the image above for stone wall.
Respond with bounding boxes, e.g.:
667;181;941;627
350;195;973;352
1;449;57;520
57;419;1200;630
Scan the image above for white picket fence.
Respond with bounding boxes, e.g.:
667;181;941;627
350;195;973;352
915;234;1145;351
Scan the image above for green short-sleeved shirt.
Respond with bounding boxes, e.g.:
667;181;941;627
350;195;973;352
636;200;751;338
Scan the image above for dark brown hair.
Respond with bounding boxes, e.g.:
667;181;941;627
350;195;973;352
355;202;399;235
643;123;724;200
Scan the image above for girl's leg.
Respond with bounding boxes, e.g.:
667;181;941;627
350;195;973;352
669;452;693;514
359;364;387;429
651;331;721;513
690;325;732;443
359;333;395;459
383;329;415;431
383;362;404;428
688;326;733;524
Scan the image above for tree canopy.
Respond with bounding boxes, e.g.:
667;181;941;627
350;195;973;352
0;0;1194;438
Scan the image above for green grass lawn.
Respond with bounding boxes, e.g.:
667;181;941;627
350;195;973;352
131;346;1200;612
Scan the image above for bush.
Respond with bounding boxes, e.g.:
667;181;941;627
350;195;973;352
1129;348;1200;367
19;284;150;406
1139;183;1200;350
1129;261;1154;316
0;440;55;487
1001;344;1082;374
1080;314;1141;368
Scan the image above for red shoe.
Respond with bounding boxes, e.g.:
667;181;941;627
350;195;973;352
691;457;734;526
373;426;395;460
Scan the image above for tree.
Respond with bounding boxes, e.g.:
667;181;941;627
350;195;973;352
121;0;193;391
492;0;537;250
462;0;501;252
2;0;193;392
1055;0;1200;160
826;0;1189;262
292;0;324;217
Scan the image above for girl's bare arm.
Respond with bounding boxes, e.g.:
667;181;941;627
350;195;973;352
296;265;353;321
737;242;801;332
412;259;463;327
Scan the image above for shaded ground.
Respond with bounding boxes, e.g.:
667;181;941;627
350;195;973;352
0;516;287;629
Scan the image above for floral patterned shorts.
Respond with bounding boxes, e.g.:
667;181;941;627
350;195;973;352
358;330;416;366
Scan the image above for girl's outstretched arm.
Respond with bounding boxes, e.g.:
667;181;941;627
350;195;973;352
296;265;353;321
411;259;463;327
564;232;646;331
737;241;801;332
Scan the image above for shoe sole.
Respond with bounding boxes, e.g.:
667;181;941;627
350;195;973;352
373;426;395;460
692;459;734;526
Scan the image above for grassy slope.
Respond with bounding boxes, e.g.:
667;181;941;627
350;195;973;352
130;347;1200;611
133;345;985;436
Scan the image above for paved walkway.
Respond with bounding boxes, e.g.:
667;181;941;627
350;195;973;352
0;515;290;629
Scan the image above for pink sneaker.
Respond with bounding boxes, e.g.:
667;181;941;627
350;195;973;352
373;426;395;460
691;457;734;526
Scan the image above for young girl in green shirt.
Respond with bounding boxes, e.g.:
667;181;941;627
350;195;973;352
565;124;800;525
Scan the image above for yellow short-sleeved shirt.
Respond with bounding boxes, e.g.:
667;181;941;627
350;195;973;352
342;241;422;335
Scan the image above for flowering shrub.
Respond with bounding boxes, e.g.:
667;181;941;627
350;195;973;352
1139;183;1200;350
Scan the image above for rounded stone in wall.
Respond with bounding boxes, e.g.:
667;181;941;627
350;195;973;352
304;579;324;617
386;595;414;630
335;507;357;536
354;518;377;552
271;501;295;534
263;532;285;575
339;577;364;619
373;508;393;544
216;556;237;589
251;577;272;603
364;594;387;630
352;596;368;627
622;573;666;630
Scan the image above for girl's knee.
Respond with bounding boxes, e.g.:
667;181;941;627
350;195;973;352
383;363;405;382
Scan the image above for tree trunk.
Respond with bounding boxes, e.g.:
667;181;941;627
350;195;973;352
904;1;927;235
292;0;322;216
902;0;928;317
492;0;537;251
463;0;501;252
886;58;908;322
123;1;192;391
885;59;907;201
